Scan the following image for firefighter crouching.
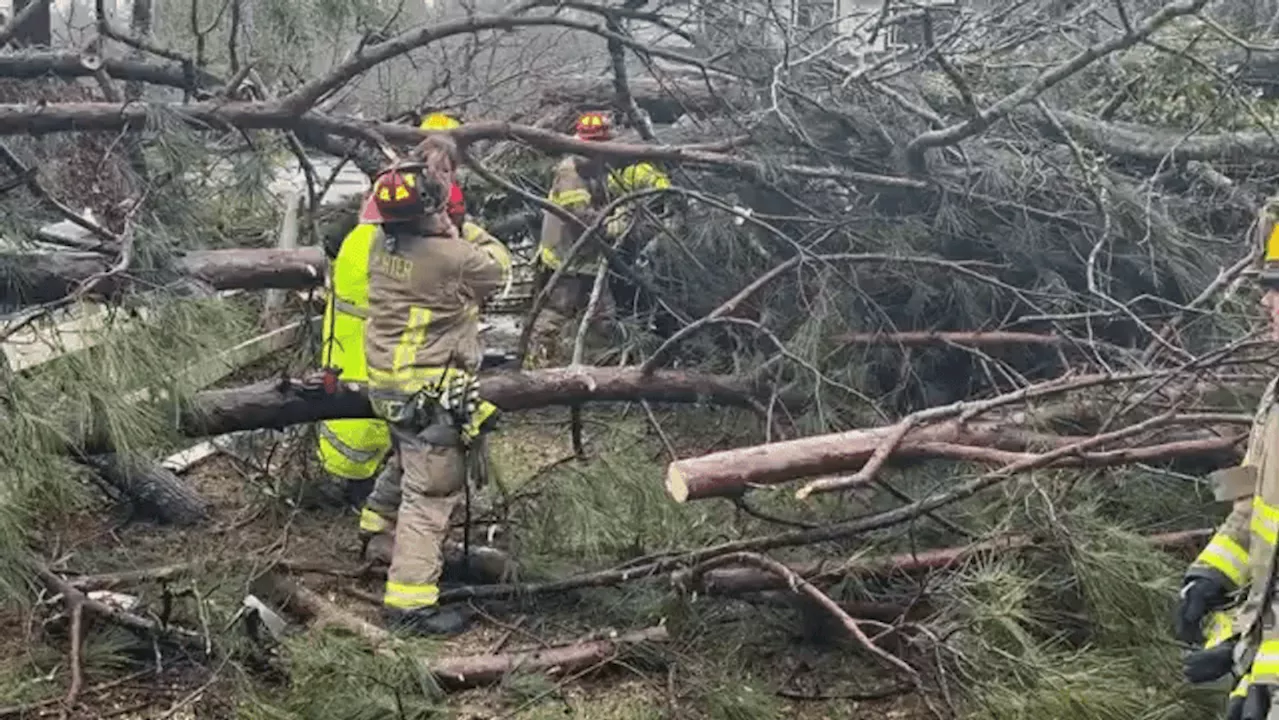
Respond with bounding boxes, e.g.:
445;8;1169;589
362;140;510;635
529;110;671;366
1177;205;1279;720
358;182;512;564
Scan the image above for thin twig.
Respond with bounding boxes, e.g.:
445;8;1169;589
795;416;916;499
693;552;920;681
57;601;85;720
0;670;153;718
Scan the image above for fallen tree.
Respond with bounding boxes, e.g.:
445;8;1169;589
665;419;1244;502
3;247;326;305
69;366;786;456
255;572;669;691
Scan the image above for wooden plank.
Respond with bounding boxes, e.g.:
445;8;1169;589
131;315;320;403
2;289;245;373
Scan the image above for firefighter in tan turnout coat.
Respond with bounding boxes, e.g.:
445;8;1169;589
361;139;510;635
1178;207;1279;720
530;110;670;365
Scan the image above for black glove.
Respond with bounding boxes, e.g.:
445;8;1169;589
1175;575;1229;645
1183;638;1237;684
1228;682;1275;720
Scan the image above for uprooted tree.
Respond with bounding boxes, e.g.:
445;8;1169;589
0;0;1276;716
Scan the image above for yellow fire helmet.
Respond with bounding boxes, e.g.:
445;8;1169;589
420;112;461;131
1261;200;1279;287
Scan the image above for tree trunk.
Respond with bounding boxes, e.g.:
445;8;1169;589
85;452;211;525
8;0;51;47
664;420;1243;502
73;367;783;456
2;247;326;305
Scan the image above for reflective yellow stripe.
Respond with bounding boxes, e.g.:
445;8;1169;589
1251;496;1278;545
368;365;473;397
1252;639;1280;682
1231;673;1253;698
318;423;383;464
383;581;440;610
392;306;433;377
548;188;591;208
1204;611;1236;648
538;244;562;270
1197;533;1252;586
359;507;391;534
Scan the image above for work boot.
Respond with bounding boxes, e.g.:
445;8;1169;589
383;605;469;636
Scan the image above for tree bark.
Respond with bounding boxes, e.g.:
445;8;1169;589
429;626;669;690
85;453;211;525
73;367;783;456
5;0;51;47
542;74;733;124
665;419;1243;502
683;528;1212;595
188;367;778;431
0;53;222;87
2;247;325;305
256;572;668;690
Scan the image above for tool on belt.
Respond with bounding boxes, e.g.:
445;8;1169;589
387;362;499;581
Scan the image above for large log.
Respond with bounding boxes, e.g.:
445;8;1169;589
85;453;211;525
73;367;780;456
2;247;325;305
0;51;223;89
664;419;1243;502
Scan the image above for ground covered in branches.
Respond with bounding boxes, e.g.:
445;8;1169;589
0;396;1239;719
1;0;1277;717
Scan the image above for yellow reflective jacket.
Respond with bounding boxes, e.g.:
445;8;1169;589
316;224;392;480
1188;398;1279;683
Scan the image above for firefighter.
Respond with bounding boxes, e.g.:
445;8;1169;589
530;110;671;366
1177;204;1278;720
363;139;509;635
316;215;392;507
357;182;511;561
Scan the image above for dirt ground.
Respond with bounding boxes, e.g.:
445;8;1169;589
0;410;927;719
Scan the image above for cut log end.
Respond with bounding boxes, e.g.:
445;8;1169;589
666;465;689;503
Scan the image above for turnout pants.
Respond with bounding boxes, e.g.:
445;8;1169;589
360;452;403;534
527;268;614;368
380;425;465;612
